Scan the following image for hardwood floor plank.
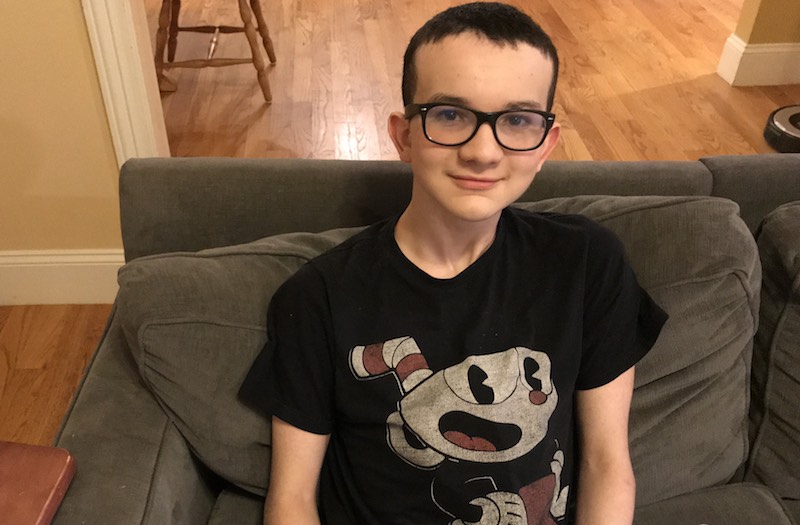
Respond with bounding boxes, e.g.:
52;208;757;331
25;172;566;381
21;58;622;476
9;306;69;370
0;305;111;446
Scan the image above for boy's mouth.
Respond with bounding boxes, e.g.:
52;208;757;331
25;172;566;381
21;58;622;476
450;174;499;190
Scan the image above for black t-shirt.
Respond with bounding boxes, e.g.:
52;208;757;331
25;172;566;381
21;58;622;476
241;207;667;525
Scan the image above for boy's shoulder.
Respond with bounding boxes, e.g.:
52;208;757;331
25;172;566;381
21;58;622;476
507;205;612;236
506;206;626;259
270;219;392;302
314;217;393;260
285;217;394;281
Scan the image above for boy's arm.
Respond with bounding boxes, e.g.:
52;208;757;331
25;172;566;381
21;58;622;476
263;417;330;525
574;367;637;525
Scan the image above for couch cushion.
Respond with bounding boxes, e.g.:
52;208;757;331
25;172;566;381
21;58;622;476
207;487;263;525
748;201;800;500
785;499;800;525
116;228;361;494
633;483;795;525
117;195;759;505
517;196;760;506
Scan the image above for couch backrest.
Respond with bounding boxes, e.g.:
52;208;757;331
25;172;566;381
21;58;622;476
699;155;800;232
119;155;800;261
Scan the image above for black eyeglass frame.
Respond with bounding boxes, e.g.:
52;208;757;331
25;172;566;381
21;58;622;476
404;102;556;152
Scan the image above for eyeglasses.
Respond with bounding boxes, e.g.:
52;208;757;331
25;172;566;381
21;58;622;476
405;103;556;151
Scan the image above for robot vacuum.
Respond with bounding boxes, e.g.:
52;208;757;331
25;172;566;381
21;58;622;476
764;105;800;153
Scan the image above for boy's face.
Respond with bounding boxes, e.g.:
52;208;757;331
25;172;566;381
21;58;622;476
389;33;560;225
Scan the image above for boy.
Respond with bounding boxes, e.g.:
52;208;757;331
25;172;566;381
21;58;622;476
241;3;667;524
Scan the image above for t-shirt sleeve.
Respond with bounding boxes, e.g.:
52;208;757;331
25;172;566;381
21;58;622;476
575;224;668;390
239;264;335;435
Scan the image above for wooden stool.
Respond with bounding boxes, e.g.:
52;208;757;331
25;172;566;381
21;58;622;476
154;0;277;103
0;441;76;524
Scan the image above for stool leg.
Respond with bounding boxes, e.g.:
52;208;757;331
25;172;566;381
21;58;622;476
237;0;272;103
249;0;277;63
154;0;171;80
167;0;181;62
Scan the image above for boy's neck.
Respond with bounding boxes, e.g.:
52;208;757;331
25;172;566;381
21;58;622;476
394;203;501;280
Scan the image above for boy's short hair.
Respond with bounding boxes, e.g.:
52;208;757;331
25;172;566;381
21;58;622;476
402;2;559;111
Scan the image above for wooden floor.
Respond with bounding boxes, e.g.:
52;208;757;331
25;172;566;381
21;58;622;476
3;0;800;448
144;0;800;159
0;305;111;446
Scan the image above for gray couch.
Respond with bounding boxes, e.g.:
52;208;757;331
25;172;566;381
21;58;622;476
53;155;800;524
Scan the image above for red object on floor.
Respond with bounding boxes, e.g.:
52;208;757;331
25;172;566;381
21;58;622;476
0;441;76;525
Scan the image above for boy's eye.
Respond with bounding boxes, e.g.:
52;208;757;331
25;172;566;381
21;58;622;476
441;110;459;121
431;106;469;122
502;112;535;128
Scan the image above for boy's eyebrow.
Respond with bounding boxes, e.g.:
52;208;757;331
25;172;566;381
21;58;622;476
505;101;545;111
425;93;545;111
427;93;469;105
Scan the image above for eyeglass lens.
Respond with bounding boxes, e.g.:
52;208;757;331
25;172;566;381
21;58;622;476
424;105;548;150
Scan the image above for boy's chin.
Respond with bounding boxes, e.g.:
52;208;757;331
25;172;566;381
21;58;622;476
438;198;510;224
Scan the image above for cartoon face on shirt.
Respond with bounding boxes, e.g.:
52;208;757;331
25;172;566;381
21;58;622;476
350;337;568;524
350;337;558;466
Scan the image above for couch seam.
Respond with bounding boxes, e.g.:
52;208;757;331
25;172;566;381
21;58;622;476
733;254;761;475
646;267;757;294
139;416;171;525
698;157;719;198
141;318;268;332
593;197;735;223
761;224;800;296
517;196;736;224
747;296;793;480
134;320;266;380
136;322;265;408
131;249;318;262
122;229;364;265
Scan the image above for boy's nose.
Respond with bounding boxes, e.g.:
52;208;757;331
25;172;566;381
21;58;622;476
458;122;504;165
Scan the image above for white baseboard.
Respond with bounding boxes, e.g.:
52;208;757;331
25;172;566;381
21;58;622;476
0;250;125;305
718;34;800;86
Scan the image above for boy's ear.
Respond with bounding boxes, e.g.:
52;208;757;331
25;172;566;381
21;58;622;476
533;122;561;173
388;112;412;163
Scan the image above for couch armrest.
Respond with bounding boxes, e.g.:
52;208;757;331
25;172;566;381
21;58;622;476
52;313;218;524
748;202;800;500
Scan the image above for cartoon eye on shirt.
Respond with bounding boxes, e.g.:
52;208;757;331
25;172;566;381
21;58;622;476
444;349;555;406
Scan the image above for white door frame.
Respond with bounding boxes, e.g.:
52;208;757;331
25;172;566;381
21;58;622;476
81;0;170;167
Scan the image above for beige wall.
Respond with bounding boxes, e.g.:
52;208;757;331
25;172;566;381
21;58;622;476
735;0;800;44
0;0;121;251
